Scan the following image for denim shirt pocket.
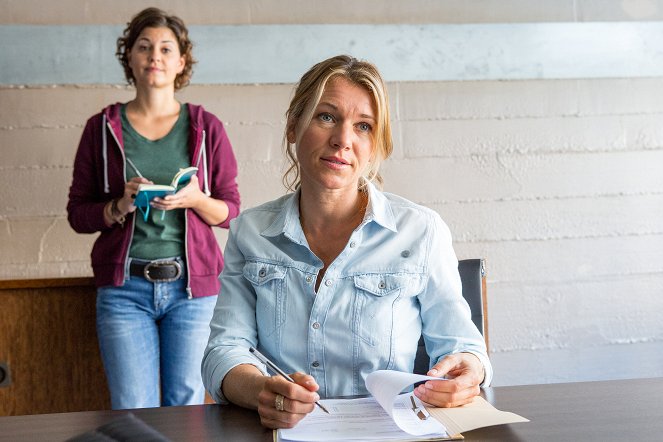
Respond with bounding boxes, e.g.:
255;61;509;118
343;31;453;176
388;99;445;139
243;261;288;338
351;274;406;348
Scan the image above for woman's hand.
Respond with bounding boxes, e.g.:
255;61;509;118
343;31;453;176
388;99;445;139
104;177;150;226
151;175;204;211
257;372;321;429
413;352;484;408
151;175;229;225
118;176;151;214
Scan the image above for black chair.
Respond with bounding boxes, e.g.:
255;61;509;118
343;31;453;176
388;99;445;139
413;258;488;375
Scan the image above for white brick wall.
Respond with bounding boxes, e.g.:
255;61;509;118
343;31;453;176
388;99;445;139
1;0;662;386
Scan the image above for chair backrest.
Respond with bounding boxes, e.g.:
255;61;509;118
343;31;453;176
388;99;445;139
413;258;488;375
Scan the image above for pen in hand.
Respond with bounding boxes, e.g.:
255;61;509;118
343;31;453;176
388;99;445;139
249;346;330;414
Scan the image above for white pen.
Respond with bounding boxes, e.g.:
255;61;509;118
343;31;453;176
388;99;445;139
249;346;329;414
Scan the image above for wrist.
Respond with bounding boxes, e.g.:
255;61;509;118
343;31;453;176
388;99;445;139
108;198;127;227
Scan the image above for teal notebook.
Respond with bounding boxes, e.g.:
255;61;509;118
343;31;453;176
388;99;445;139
134;167;198;222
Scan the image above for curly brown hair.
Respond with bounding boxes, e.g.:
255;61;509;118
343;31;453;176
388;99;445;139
116;7;195;90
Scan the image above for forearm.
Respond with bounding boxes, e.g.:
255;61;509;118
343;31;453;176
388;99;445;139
221;364;267;410
192;194;229;226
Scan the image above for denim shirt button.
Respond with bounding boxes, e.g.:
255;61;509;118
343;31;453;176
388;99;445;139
349;241;356;248
378;281;386;289
311;361;320;368
401;250;411;258
325;279;333;287
306;275;313;284
312;322;320;329
258;268;267;277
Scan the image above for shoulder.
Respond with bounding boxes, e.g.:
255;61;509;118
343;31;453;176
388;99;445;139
230;193;292;231
85;103;122;135
381;190;441;220
186;103;225;129
381;190;451;238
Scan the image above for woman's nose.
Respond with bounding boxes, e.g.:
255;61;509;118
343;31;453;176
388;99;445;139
330;122;352;150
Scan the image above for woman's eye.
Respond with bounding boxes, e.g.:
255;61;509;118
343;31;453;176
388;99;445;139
162;47;172;54
357;122;372;132
318;113;334;123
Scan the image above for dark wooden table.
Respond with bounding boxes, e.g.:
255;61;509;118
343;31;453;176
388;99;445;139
1;377;662;441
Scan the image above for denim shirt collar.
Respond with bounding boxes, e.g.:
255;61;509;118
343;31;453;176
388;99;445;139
260;180;398;243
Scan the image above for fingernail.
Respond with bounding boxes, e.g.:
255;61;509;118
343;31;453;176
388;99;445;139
429;369;438;375
313;394;320;401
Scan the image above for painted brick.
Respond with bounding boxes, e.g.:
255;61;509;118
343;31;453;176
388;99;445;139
491;341;663;386
0;0;577;25
577;0;663;21
400;116;627;159
235;160;288;209
40;218;96;263
398;80;580;120
578;78;663;115
0;127;80;168
0;168;72;217
489;273;663;351
0;85;133;127
496;150;663;198
455;234;663;284
429;193;663;243
383;150;661;203
179;84;292;125
224;122;284;163
0;218;50;264
383;150;663;204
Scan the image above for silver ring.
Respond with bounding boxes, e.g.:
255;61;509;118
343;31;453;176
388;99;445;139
275;393;285;411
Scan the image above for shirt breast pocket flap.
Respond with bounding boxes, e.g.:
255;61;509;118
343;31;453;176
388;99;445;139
243;262;287;286
353;274;406;298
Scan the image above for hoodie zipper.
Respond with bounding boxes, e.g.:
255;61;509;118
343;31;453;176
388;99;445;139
105;117;135;283
184;126;206;299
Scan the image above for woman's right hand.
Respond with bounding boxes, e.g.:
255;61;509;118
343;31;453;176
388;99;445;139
257;372;321;429
117;176;152;214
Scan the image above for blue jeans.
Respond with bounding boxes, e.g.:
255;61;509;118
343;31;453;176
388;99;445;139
96;266;216;409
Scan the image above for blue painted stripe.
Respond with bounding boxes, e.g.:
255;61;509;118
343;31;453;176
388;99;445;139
2;22;663;84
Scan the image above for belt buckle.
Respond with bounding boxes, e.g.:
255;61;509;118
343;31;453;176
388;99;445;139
143;260;182;283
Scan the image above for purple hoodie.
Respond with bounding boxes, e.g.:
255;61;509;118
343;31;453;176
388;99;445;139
67;103;240;297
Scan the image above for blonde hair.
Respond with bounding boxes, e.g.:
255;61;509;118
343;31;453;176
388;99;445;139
283;55;393;191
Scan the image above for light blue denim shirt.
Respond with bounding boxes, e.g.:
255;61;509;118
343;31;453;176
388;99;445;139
202;182;492;403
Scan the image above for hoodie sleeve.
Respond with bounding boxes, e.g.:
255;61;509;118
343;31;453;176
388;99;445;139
204;114;241;228
67;114;113;233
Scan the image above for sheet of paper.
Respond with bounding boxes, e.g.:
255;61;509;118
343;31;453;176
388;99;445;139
278;397;449;442
366;370;448;435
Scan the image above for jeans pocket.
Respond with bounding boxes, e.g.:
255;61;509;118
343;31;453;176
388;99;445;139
243;261;288;338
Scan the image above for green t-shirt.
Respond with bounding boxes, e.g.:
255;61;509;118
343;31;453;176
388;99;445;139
122;104;190;260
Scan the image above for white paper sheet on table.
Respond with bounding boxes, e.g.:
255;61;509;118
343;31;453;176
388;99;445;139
277;370;529;442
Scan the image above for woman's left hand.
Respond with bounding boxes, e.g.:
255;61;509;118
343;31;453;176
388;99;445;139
413;352;484;408
150;175;229;225
151;175;204;211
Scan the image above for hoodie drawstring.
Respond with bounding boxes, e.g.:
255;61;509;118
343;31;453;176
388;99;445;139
102;114;110;193
195;130;211;196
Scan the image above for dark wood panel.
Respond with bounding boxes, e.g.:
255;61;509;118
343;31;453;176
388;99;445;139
0;279;110;416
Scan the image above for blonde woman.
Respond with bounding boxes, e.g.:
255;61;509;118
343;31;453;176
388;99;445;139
202;55;489;428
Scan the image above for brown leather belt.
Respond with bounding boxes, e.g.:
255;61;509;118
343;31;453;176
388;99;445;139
130;259;183;283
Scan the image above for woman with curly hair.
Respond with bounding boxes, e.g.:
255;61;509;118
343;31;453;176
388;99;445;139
67;7;240;409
